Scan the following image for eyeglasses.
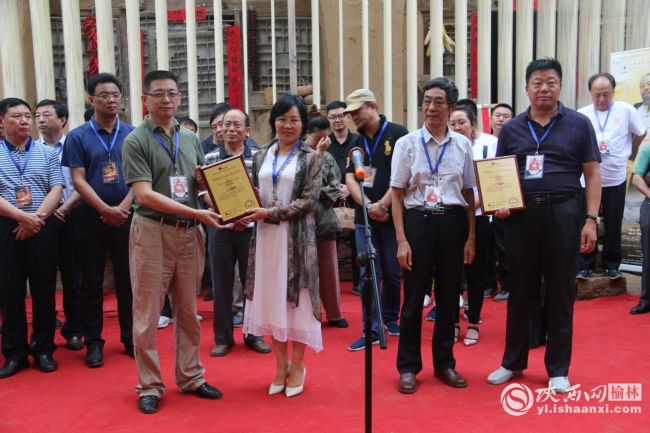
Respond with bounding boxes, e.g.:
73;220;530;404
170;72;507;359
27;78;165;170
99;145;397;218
93;92;121;100
327;114;347;121
223;121;245;130
144;91;180;99
275;117;302;126
422;98;448;108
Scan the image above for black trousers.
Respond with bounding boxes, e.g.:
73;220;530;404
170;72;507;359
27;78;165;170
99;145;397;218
1;216;58;359
492;218;511;292
76;207;133;348
501;195;581;377
57;211;83;339
465;216;496;323
579;181;626;271
397;207;468;374
639;199;650;305
208;226;258;346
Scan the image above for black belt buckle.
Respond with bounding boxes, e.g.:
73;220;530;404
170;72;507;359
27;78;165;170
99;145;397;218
529;196;550;205
423;204;445;215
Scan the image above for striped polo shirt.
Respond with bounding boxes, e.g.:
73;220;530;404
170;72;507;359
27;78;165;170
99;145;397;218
0;138;64;213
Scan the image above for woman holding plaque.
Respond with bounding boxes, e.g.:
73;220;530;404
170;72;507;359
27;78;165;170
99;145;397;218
241;95;322;398
449;106;498;346
305;116;348;328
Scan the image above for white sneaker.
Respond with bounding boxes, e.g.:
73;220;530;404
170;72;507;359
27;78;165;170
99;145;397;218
549;376;571;393
487;366;522;385
157;316;172;329
196;314;203;322
423;294;432;308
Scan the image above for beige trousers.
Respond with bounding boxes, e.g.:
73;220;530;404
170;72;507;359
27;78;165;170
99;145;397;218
129;213;206;397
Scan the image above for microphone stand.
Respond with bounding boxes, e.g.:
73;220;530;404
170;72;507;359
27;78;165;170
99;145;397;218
356;177;387;433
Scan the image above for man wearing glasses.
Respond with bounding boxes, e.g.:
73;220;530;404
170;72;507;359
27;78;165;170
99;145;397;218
201;108;270;357
62;73;135;369
123;70;223;414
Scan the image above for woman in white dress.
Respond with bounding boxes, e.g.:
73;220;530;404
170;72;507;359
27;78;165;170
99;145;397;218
242;95;323;398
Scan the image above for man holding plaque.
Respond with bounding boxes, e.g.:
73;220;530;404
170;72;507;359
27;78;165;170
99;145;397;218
202;108;271;357
391;78;476;393
122;70;223;414
486;58;601;394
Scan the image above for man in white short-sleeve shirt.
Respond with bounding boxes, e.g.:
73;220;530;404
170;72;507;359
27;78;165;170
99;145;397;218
577;72;646;279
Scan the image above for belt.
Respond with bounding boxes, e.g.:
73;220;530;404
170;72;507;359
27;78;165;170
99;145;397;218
525;193;577;205
409;205;465;216
144;214;199;228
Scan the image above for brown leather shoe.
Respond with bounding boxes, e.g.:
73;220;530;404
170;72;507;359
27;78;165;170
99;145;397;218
245;338;272;354
210;344;232;357
397;372;417;394
434;368;468;388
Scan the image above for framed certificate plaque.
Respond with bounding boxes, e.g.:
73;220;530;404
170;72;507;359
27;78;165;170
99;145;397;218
473;155;526;215
201;155;261;224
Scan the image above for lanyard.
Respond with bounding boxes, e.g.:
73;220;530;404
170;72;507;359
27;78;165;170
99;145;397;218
362;120;389;165
420;129;448;176
3;138;34;178
272;141;300;187
527;118;557;155
594;106;612;135
89;118;121;160
152;129;180;168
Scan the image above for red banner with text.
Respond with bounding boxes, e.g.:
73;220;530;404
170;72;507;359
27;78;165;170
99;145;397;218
226;26;243;109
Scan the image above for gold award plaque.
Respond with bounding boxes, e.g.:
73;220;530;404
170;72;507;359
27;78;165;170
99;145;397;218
201;155;261;224
474;155;526;215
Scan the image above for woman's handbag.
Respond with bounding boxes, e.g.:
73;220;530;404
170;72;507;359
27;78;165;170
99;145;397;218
334;201;355;232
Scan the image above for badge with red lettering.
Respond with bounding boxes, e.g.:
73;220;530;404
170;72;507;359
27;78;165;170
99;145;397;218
15;185;32;208
525;154;544;180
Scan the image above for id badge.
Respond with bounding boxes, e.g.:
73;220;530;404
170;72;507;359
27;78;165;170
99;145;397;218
102;161;119;184
423;185;443;212
169;175;189;202
362;166;377;188
15;186;32;208
525;154;544;180
599;141;609;156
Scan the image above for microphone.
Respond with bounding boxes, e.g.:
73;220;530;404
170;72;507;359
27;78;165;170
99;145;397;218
349;147;366;179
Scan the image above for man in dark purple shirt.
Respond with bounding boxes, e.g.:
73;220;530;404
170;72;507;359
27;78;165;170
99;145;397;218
487;58;601;394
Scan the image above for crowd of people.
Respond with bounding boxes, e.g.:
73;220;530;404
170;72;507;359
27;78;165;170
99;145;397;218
0;57;649;414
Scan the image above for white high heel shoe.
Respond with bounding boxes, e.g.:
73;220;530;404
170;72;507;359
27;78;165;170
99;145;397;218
268;364;291;395
285;368;306;398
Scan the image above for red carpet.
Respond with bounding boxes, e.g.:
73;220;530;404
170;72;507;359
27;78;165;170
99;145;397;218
1;284;649;433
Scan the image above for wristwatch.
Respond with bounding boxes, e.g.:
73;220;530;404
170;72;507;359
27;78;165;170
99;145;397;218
585;214;600;224
366;202;373;211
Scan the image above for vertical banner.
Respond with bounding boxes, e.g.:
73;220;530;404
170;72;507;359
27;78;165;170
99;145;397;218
226;26;243;109
610;48;650;272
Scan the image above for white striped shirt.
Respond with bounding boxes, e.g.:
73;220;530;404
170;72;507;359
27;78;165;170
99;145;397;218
0;138;64;213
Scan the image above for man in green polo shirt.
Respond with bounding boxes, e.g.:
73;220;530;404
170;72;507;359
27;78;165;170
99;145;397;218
122;70;222;414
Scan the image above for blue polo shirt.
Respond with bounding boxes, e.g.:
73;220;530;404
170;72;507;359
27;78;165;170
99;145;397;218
0;139;64;213
496;102;601;196
62;118;134;206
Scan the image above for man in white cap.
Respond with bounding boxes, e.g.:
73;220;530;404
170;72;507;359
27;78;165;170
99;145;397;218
343;89;408;351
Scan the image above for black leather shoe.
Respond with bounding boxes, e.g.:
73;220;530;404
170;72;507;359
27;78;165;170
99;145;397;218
328;318;349;328
398;372;417;394
193;382;222;399
138;395;159;414
66;336;84;351
434;368;468;388
0;358;29;379
124;342;135;358
34;354;58;372
245;338;272;354
85;346;104;368
630;302;650;315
